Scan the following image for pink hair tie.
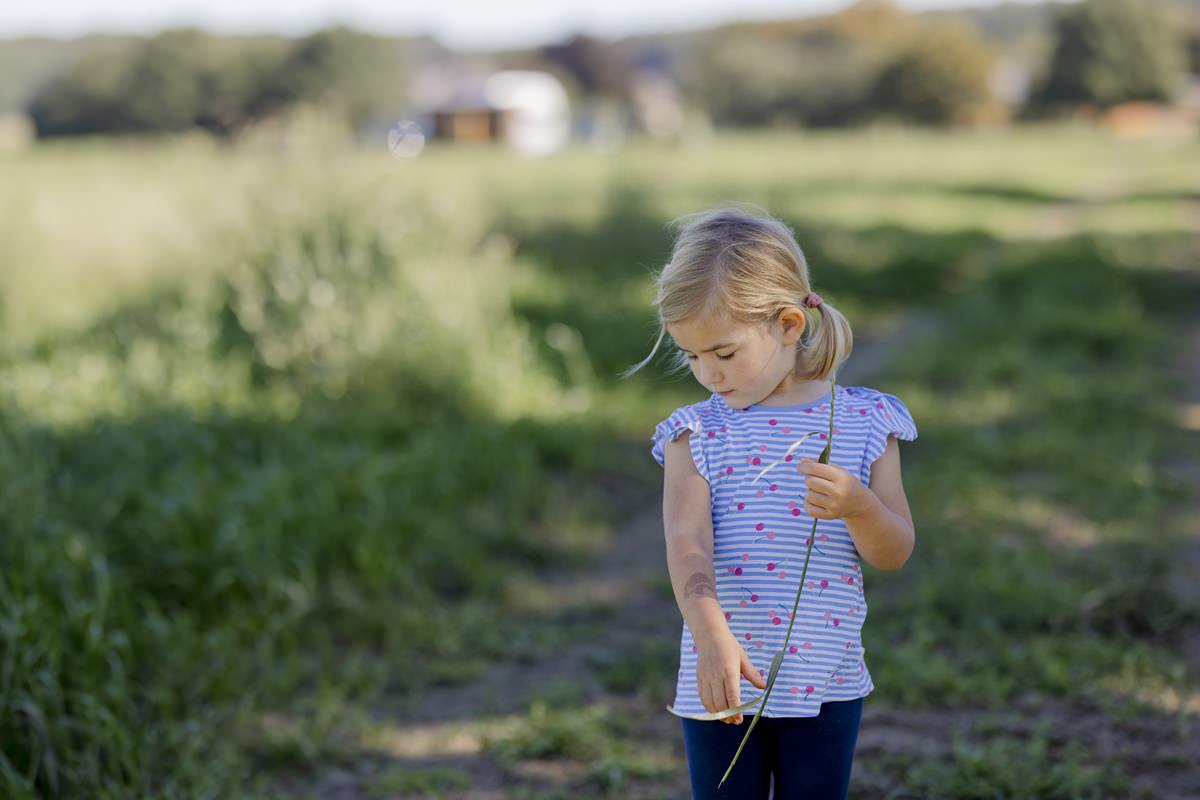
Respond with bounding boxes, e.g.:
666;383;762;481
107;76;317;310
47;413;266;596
804;291;824;308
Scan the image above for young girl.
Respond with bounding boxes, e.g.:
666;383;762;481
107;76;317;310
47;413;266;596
623;206;918;800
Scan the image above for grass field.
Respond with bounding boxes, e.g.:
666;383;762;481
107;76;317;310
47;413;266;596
1;122;1198;798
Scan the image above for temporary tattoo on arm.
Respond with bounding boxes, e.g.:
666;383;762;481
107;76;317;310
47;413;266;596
684;571;718;600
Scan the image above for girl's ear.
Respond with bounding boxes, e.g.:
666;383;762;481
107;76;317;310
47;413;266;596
778;307;806;343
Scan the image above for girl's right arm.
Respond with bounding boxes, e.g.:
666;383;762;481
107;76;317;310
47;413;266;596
662;431;766;723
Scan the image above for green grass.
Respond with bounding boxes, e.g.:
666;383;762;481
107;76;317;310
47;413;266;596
865;721;1131;799
1;121;1198;797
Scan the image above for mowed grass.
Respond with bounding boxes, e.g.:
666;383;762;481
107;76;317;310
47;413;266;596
1;122;1198;798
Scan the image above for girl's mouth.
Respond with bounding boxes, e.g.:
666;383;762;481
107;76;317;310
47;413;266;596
718;389;734;396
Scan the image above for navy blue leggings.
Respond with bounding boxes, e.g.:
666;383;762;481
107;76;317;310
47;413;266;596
679;697;863;800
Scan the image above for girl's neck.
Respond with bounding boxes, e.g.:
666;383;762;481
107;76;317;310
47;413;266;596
755;375;832;407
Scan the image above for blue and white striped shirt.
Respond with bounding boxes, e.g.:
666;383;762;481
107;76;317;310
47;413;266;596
650;384;918;717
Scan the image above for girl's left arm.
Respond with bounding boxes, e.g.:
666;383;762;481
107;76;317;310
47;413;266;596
844;435;915;571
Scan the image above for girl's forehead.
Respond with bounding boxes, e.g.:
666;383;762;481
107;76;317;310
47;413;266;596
668;314;756;346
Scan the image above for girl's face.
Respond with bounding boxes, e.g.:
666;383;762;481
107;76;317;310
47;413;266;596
666;309;808;409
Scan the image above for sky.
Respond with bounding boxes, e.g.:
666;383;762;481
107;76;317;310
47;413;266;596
0;0;1057;50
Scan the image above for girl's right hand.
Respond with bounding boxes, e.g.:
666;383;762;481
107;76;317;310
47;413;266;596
696;630;769;724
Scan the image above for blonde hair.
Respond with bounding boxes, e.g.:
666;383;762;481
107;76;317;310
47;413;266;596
621;203;853;381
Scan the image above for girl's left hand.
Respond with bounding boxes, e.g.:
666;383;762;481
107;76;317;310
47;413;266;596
796;457;871;520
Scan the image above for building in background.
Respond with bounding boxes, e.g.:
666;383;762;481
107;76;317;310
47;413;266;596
406;68;571;156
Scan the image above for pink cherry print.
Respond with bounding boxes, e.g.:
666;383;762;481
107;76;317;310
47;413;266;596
772;616;782;625
739;599;748;608
707;430;716;438
726;466;734;474
833;619;840;627
790;686;800;694
788;500;797;508
769;485;777;492
727;565;735;573
847;577;855;586
825;611;832;620
860;409;868;415
755;640;763;648
803;642;812;650
805;685;815;697
767;562;775;571
755;523;765;531
779;571;787;579
819;534;830;543
735;567;743;576
737;502;745;510
789;645;798;654
751;593;759;602
745;632;752;641
767;531;776;539
768;419;777;426
876;402;884;409
792;508;801;516
725;612;732;620
759;444;768;453
785;454;793;461
818;432;826;439
742;553;751;561
756;489;765;497
782;427;790;434
804;408;812;414
807;580;815;589
837;677;845;685
692;645;697;652
752;457;761;465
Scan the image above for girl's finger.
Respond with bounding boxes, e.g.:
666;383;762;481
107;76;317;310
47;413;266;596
703;681;719;717
724;674;740;720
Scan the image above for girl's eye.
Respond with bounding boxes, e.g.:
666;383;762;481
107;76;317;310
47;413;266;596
686;352;735;361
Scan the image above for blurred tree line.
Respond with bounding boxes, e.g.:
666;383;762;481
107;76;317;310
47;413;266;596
17;0;1200;139
26;27;438;138
1024;0;1191;115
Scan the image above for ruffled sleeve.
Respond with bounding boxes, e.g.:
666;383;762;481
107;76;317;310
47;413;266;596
862;391;918;474
650;405;710;484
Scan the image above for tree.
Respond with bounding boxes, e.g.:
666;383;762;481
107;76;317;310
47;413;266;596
539;34;635;103
27;30;288;137
870;20;997;126
248;27;410;129
1026;0;1186;114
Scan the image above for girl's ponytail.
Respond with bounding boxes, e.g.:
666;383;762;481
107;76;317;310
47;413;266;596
793;295;853;383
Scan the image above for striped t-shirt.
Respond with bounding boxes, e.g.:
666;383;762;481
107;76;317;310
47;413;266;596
650;384;917;718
